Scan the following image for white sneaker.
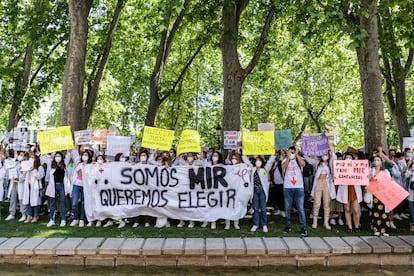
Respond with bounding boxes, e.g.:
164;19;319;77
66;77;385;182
394;213;403;220
87;222;93;227
234;224;240;230
79;220;85;227
329;218;336;225
201;222;208;228
19;215;26;222
5;214;15;221
211;222;216;229
263;226;268;233
177;220;185;228
46;220;55;227
338;219;344;226
250;225;258;232
118;221;126;229
374;231;380;236
96;221;102;227
145;222;150;227
188;221;195;228
400;213;409;219
273;210;281;216
103;220;114;227
280;211;285;218
390;221;397;229
60;220;66;227
70;220;79;226
132;222;139;228
224;224;230;230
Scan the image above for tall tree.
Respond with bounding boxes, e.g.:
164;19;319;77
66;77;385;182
221;0;274;143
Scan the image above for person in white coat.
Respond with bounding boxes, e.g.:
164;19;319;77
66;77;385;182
305;151;336;230
242;154;275;233
336;153;363;233
23;154;45;223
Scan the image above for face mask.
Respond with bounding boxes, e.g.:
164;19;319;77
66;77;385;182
322;155;329;161
17;156;24;161
407;153;414;159
207;153;212;159
31;146;35;152
82;155;89;162
373;160;381;167
275;156;280;161
212;156;219;162
290;153;295;160
97;159;104;165
55;157;62;163
157;160;162;166
140;156;147;162
255;161;262;167
120;157;126;162
187;157;194;162
231;158;238;165
169;152;175;158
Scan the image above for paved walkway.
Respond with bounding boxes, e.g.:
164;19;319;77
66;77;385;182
0;236;414;267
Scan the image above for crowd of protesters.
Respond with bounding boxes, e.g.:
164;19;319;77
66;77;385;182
1;138;413;237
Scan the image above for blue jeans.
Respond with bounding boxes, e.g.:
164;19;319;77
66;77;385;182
284;188;306;229
71;185;85;221
50;182;66;221
26;205;40;218
253;187;267;227
409;201;414;224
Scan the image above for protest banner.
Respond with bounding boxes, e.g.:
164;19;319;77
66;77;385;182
403;137;414;150
223;131;240;150
106;136;131;157
20;159;34;172
258;123;275;131
83;163;253;221
4;159;16;170
366;171;409;210
301;133;329;156
333;159;369;185
177;130;200;155
274;129;292;150
90;130;116;144
37;126;74;154
74;129;92;145
141;126;175;151
242;131;274;155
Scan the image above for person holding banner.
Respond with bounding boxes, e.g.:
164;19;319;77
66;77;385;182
22;154;45;223
242;154;275;233
336;153;363;233
305;152;336;230
224;152;243;230
4;150;19;221
16;151;29;222
282;147;307;236
86;154;106;227
45;152;68;227
368;151;392;236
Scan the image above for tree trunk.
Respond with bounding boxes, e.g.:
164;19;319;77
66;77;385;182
61;0;93;132
355;0;387;154
8;45;33;131
82;0;124;129
394;76;410;147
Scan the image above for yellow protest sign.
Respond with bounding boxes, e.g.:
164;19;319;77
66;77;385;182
37;126;74;154
242;131;274;155
177;130;200;155
141;126;175;151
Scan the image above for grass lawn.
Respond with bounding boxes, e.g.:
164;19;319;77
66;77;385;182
0;202;412;238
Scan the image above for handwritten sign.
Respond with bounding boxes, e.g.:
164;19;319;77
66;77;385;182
20;159;34;172
37;126;74;154
242;131;274;155
223;131;240;150
177;130;200;155
274;129;293;150
301;133;329;156
90;130;116;144
106;136;131;157
403;137;414;150
141;126;175;151
333;160;369;185
366;171;409;210
74;129;92;145
258;123;275;131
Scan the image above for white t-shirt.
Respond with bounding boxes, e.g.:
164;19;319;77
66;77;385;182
283;159;304;189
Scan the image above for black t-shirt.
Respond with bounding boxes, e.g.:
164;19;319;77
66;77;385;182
54;167;65;183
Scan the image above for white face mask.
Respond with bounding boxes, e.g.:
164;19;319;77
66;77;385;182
140;156;147;162
31;146;35;152
187;157;194;162
212;156;219;162
157;160;162;166
373;160;381;167
290;153;296;160
17;155;24;161
55;157;62;163
231;158;238;165
82;155;89;162
97;159;104;165
322;155;329;161
255;160;262;167
120;157;126;162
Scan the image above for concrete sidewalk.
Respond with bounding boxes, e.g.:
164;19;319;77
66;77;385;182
0;236;414;267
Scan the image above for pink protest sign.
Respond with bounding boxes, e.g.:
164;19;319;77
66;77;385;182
366;171;409;211
333;160;369;185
